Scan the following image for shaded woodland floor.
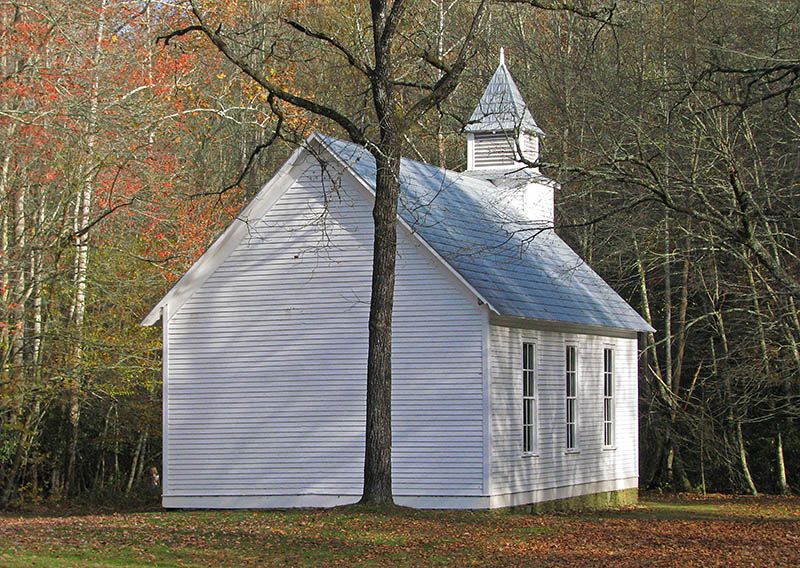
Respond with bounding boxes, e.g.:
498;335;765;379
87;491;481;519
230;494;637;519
0;493;798;567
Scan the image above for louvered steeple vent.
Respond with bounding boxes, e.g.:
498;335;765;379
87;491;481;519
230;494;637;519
465;49;555;225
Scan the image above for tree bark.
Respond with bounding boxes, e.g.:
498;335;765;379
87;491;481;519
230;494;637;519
66;0;107;495
360;1;403;502
126;432;147;495
776;432;789;495
736;421;757;496
360;147;400;504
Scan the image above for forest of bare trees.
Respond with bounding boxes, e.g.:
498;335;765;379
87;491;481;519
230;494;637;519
1;0;798;505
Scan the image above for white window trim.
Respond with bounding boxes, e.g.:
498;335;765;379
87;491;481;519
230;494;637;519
565;343;580;453
521;339;537;456
603;346;616;450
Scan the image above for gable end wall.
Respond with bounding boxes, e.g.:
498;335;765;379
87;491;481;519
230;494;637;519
163;154;486;508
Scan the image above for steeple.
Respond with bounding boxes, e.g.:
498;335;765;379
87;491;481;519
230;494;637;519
466;49;544;171
465;50;555;225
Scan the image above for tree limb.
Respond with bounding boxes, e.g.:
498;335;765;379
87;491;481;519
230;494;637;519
190;93;285;198
155;25;204;46
498;0;617;22
283;18;373;78
399;0;490;130
165;1;369;146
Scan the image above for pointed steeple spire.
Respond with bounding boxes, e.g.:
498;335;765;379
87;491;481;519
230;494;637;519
465;51;555;225
465;50;543;136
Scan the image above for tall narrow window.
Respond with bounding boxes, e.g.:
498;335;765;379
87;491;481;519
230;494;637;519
566;345;578;450
603;348;615;447
522;342;536;453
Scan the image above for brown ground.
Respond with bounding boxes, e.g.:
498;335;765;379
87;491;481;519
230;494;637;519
0;492;798;567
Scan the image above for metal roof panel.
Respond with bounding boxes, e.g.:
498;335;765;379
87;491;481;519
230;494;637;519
464;62;543;135
319;135;653;333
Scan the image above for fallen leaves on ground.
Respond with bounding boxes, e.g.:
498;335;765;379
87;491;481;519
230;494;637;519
0;493;798;567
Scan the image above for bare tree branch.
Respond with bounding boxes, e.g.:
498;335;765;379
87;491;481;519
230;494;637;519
161;1;369;147
498;0;616;22
399;0;490;129
283;18;373;78
189;93;286;198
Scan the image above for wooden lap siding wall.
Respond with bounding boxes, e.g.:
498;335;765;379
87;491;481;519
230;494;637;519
488;324;638;507
162;154;487;508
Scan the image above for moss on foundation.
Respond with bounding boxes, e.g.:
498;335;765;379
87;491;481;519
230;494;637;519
515;488;638;513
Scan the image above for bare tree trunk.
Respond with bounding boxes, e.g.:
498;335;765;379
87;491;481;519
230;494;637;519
634;235;663;382
708;254;738;488
361;139;400;505
669;241;692;492
29;403;39;497
1;170;28;505
0;148;11;366
30;197;44;372
136;433;149;482
50;464;61;500
10;181;26;380
66;0;107;495
433;0;447;167
664;214;673;408
97;406;113;490
776;432;789;495
0;9;15;369
114;406;120;480
672;248;690;393
126;432;147;495
699;420;707;496
718;308;757;494
736;421;757;496
746;263;788;494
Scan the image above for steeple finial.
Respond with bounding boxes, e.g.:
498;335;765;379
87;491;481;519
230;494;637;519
500;47;505;66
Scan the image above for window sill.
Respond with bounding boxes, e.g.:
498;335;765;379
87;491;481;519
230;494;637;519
602;446;617;451
522;452;538;458
564;449;581;455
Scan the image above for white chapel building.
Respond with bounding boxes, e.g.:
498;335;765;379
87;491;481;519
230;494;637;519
143;55;653;509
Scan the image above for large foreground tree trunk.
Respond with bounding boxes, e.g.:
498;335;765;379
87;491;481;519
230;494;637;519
362;149;400;504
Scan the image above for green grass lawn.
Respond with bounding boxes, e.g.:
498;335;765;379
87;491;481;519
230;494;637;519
1;494;798;567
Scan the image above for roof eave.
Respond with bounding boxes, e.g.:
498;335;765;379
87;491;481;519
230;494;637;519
140;141;310;327
490;313;655;336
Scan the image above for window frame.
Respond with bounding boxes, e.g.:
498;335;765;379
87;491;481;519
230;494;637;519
603;347;615;449
565;344;579;452
522;341;537;455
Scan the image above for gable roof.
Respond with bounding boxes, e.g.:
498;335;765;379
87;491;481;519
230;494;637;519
143;132;653;333
465;61;544;135
318;135;652;333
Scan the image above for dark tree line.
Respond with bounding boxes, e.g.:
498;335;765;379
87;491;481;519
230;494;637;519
500;0;800;494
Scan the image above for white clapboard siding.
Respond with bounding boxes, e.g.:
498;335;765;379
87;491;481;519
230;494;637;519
472;133;517;168
165;155;485;501
489;324;639;499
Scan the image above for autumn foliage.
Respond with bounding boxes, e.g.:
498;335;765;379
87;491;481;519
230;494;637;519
0;0;287;503
1;0;800;507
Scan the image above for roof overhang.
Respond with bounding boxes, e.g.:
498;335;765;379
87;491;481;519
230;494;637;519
142;133;499;327
490;313;655;337
141;142;309;326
